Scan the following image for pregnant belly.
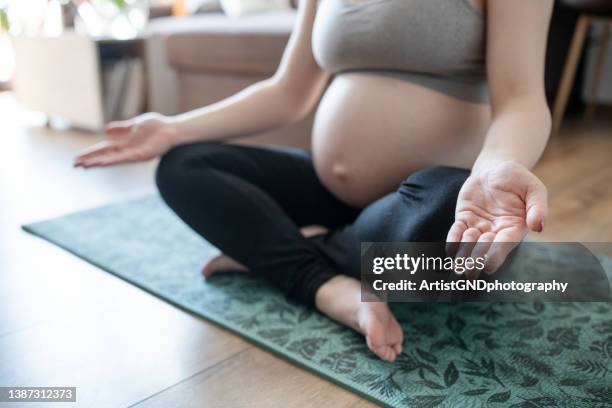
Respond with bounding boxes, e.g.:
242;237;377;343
312;73;491;207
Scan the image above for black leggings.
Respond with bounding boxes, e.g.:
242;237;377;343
156;142;469;306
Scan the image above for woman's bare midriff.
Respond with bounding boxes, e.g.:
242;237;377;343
311;73;492;208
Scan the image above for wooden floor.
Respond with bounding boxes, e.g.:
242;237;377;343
0;91;611;407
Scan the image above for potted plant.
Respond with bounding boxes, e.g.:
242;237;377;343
0;4;8;33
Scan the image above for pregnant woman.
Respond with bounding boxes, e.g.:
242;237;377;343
75;0;552;362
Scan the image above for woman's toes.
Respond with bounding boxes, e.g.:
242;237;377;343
370;344;390;361
358;303;405;362
202;254;249;278
381;347;390;362
393;343;402;355
386;347;397;362
368;336;392;362
370;343;387;360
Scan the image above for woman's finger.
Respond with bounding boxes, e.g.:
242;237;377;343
78;147;135;168
470;232;495;261
482;229;520;274
446;220;468;257
79;157;106;168
74;142;119;166
466;232;495;279
79;155;117;168
454;227;481;275
105;120;134;138
96;148;146;167
525;177;548;232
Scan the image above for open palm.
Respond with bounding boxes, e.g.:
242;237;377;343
447;161;548;274
74;113;178;168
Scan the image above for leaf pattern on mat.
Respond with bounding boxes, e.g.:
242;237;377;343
320;351;358;374
287;338;327;360
27;195;612;408
488;390;511;403
463;388;489;396
257;329;291;347
547;327;580;350
511;352;554;377
460;358;504;387
590;336;612;359
402;395;447;408
368;374;401;399
443;362;458;387
571;359;610;377
508;397;558;408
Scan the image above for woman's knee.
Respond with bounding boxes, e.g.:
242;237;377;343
156;145;189;191
155;143;233;197
397;166;469;213
400;166;470;197
395;166;470;240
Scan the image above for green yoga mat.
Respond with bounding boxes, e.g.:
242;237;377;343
24;196;612;407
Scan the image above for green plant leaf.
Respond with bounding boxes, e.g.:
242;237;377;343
110;0;127;12
0;8;9;32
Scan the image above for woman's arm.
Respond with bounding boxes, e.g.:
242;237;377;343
75;0;326;167
473;0;553;172
447;0;554;273
172;0;328;143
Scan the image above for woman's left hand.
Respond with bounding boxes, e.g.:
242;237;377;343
446;161;548;275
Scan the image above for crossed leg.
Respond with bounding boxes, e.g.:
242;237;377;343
156;142;468;361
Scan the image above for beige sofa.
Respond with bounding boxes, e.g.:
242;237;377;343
149;10;313;148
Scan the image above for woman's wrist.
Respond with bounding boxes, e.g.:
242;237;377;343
471;144;539;175
472;155;528;178
167;113;217;146
165;115;191;146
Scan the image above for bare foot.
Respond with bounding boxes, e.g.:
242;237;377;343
315;275;404;362
202;226;327;278
202;254;249;278
300;225;329;238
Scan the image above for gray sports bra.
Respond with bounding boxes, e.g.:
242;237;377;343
312;0;488;103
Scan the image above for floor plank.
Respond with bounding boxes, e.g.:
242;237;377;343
532;120;612;241
0;278;249;407
131;347;373;408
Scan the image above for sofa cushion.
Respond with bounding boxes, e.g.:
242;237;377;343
164;11;296;75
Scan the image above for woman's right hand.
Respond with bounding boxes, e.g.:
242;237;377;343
74;113;180;168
